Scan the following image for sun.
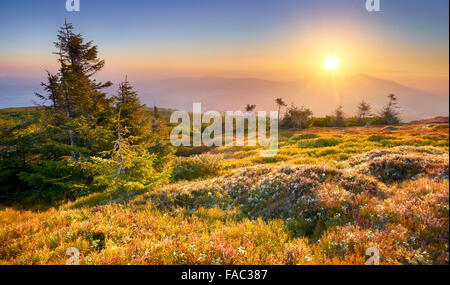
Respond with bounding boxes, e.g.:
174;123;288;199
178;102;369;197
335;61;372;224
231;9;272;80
324;57;339;70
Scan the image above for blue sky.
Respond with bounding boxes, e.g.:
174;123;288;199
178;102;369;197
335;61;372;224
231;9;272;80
0;0;448;89
1;0;448;48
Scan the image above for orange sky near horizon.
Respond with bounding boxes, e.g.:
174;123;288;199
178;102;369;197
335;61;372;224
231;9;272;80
0;1;448;96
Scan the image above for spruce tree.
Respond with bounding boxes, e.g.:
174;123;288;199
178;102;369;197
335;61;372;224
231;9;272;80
35;20;114;154
334;105;346;127
379;94;401;125
275;98;287;123
357;101;372;125
113;77;152;146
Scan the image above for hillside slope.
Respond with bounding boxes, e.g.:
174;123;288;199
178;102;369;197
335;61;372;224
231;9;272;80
0;123;448;265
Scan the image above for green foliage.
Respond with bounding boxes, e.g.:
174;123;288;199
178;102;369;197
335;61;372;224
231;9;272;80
357;101;372;125
149;141;176;172
311;116;334;127
291;134;319;141
172;153;225;181
13;143;174;206
377;94;401;125
333;105;346;127
95;150;173;194
16;157;112;205
35;21;114;153
113;78;152;146
0;22;174;207
298;138;340;148
282;105;313;129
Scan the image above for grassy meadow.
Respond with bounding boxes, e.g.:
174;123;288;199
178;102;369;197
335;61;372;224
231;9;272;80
1;119;448;265
1;1;449;269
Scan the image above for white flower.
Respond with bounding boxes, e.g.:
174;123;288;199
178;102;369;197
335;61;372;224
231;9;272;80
237;247;247;256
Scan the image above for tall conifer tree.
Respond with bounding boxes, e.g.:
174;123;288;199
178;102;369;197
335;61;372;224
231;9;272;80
113;77;152;146
36;20;114;154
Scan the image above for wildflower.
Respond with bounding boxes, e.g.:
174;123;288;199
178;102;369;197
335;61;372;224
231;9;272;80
237;247;247;256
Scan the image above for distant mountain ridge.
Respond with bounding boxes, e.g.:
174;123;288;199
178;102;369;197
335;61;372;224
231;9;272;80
0;74;448;121
132;74;448;121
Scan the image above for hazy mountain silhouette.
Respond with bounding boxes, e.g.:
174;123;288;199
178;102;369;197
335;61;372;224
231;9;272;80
0;74;448;121
0;77;43;109
133;74;448;121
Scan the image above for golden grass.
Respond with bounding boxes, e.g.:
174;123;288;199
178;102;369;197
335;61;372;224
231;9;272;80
0;123;448;264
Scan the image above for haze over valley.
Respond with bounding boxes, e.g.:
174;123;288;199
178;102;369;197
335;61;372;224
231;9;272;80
1;74;448;121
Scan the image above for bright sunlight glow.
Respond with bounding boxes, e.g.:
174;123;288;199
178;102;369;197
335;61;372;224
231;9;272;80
324;57;339;70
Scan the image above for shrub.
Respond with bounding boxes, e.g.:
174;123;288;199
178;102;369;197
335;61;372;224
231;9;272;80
349;148;449;183
298;138;340;148
171;153;225;181
367;135;394;142
311;116;334;127
281;105;313;129
16;148;174;207
291;134;319;141
154;164;384;239
17;157;113;206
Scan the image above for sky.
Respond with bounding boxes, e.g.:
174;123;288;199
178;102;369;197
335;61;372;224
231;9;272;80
0;0;449;94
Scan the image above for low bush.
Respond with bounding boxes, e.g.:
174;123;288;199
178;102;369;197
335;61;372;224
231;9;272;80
171;153;225;181
291;134;319;141
349;147;449;183
298;138;340;148
153;164;385;239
